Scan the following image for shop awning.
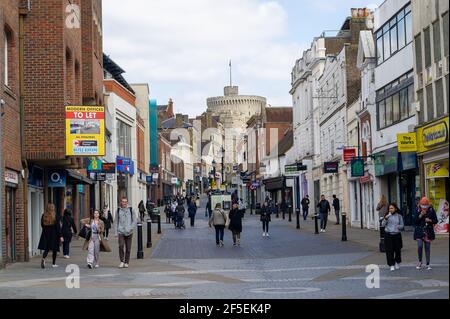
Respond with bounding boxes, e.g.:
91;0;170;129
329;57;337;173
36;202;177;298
66;169;95;185
263;177;285;191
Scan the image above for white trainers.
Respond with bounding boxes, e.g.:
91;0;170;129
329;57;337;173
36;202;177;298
427;265;432;270
395;263;400;270
94;265;99;269
266;233;270;237
119;262;125;268
390;266;395;271
262;232;266;237
52;264;59;268
124;263;129;268
64;255;70;259
416;262;422;270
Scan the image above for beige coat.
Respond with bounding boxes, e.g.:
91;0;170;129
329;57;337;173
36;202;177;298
209;208;228;227
80;218;111;252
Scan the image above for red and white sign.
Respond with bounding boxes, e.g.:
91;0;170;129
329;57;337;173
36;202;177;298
5;169;19;185
344;148;357;162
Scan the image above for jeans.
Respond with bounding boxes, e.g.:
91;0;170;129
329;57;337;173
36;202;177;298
417;239;431;265
63;240;70;256
232;231;241;244
302;208;308;220
262;221;270;233
335;210;340;224
190;216;195;227
118;234;133;264
385;233;402;266
214;225;225;244
320;214;328;230
105;228;110;238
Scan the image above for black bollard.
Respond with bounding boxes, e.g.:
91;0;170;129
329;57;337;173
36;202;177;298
296;208;300;229
282;209;285;220
276;205;279;218
147;218;152;248
157;214;162;234
342;212;347;242
137;222;144;259
379;219;385;252
314;213;319;234
288;206;292;222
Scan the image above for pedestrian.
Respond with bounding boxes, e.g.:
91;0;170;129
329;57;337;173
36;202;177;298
414;197;438;270
317;195;331;232
260;201;272;237
209;203;227;247
332;195;340;225
81;209;111;269
146;198;152;217
164;202;172;223
206;198;212;218
61;208;77;259
116;197;138;269
103;205;113;240
238;198;246;218
376;195;388;220
280;199;288;220
195;196;201;209
138;200;146;222
38;204;64;269
188;200;197;227
381;203;404;271
176;201;186;229
301;195;310;220
228;202;244;246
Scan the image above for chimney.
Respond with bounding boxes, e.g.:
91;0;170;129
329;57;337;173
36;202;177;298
167;98;174;118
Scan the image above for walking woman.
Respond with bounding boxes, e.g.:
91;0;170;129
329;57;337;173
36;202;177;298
228;202;244;246
381;203;404;271
38;204;64;268
138;200;146;222
376;195;388;221
103;205;114;240
188;200;197;227
260;201;272;237
414;197;438;270
81;209;111;269
209;203;227;247
61;209;77;259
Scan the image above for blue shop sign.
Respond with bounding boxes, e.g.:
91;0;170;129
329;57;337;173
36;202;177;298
400;152;417;171
146;176;153;184
116;156;134;175
48;169;66;188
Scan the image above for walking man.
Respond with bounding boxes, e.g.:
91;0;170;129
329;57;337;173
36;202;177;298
116;197;137;269
332;195;340;225
317;195;331;233
301;195;310;221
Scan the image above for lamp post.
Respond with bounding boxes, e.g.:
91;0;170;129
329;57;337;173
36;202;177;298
220;146;225;188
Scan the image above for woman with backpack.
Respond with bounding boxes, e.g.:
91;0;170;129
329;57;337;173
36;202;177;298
61;208;77;259
414;197;438;270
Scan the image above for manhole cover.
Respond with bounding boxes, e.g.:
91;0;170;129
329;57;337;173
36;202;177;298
250;287;321;294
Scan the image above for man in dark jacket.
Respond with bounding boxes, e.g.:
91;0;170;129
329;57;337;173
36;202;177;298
187;201;197;227
176;202;186;229
301;195;310;221
332;195;340;225
316;195;331;232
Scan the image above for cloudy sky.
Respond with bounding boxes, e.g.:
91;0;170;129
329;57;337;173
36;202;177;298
103;0;381;117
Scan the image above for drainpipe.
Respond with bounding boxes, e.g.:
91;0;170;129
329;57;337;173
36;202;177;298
19;4;31;261
0;98;4;265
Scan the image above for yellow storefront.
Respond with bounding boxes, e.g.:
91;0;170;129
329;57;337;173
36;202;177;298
416;117;449;234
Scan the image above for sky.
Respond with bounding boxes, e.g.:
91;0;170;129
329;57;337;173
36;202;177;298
103;0;382;117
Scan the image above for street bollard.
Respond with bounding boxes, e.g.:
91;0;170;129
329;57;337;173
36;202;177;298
157;214;162;234
314;213;319;234
288;207;292;222
341;212;347;242
147;218;152;248
379;219;385;252
296;208;300;229
276;206;279;218
137;222;144;259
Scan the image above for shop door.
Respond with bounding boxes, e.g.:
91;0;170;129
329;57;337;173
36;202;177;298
5;187;16;262
400;171;415;226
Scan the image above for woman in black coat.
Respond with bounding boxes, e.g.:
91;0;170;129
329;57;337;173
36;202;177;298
38;204;63;269
61;209;77;259
260;202;272;238
414;197;438;270
229;203;244;246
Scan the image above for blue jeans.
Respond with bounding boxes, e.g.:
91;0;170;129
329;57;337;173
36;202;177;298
214;225;225;244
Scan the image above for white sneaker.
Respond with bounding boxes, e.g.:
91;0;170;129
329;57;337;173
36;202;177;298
95;265;99;269
416;262;422;270
322;229;326;233
52;264;59;268
390;266;395;271
119;262;125;268
64;255;70;259
124;263;129;268
427;265;432;270
262;232;266;237
266;233;270;237
395;263;400;270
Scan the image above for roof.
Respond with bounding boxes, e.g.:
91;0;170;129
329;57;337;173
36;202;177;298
103;54;135;94
265;107;293;123
357;30;376;69
266;129;293;158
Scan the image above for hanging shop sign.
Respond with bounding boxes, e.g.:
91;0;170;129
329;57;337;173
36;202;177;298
101;163;116;174
5;169;19;185
417;117;449;154
285;163;307;176
343;148;357;162
374;147;398;177
323;162;339;174
87;159;102;172
425;161;449;179
397;133;418;152
116;156;134;175
48;169;66;188
351;159;365;177
171;177;178;185
65;106;105;156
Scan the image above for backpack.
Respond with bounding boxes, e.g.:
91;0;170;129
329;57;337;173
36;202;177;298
117;207;134;224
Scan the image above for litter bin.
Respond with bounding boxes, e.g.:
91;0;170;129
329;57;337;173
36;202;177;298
151;208;160;223
255;203;261;214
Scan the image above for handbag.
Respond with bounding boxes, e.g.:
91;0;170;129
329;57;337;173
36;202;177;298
79;225;92;241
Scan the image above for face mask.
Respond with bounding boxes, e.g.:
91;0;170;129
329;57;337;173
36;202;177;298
421;205;429;210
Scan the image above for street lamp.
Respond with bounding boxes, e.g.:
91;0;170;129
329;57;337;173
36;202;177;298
220;146;225;187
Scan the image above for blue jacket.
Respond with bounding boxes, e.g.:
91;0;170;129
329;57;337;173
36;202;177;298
188;203;197;217
414;207;438;241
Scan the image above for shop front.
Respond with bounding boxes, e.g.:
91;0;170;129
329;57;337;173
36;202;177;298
27;164;44;257
416;117;449;234
116;156;134;204
262;176;289;206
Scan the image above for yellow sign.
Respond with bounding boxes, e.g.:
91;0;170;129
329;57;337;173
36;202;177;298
417;117;449;154
397;133;417;152
426;160;449;179
66;106;105;156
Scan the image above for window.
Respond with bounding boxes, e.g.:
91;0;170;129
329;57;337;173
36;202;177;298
418;89;424;124
408;85;415;116
376;3;412;65
444;12;449;57
435;79;444;117
433;20;441;63
400;87;409;119
385;96;393;126
392;93;400;122
424;27;432;68
3;31;7;86
415;34;423;72
426;84;434;121
378;100;386;128
117;120;131;158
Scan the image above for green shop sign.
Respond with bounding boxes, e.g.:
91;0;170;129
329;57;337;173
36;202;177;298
374;147;398;177
351;159;364;177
